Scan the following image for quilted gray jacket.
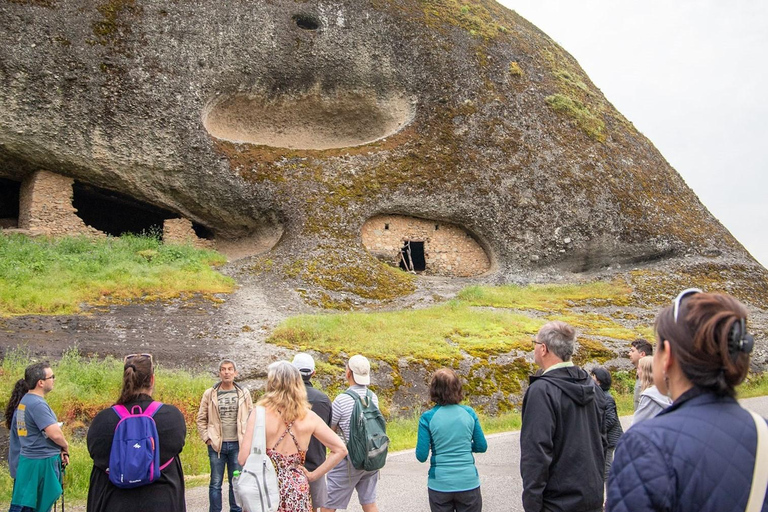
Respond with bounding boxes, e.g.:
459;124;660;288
607;387;768;512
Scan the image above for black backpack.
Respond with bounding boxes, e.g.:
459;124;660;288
344;389;389;471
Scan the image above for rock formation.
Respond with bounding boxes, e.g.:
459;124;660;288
0;0;763;308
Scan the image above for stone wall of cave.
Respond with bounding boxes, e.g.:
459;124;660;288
361;214;490;277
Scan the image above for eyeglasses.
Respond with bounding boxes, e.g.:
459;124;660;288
673;288;702;323
124;353;153;364
42;374;55;380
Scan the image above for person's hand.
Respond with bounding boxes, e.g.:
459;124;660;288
206;439;212;446
61;451;70;467
301;466;318;482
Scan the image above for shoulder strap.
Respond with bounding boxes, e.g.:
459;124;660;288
112;404;130;420
144;401;163;417
251;405;267;455
345;389;370;407
746;409;768;512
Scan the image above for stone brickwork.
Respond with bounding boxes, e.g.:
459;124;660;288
18;170;103;238
163;218;215;249
361;215;491;277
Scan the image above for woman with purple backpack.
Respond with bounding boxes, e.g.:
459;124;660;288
86;353;187;512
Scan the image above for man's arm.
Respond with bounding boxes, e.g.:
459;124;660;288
196;388;211;443
520;384;556;512
43;423;69;465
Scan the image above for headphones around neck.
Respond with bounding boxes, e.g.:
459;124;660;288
728;317;754;355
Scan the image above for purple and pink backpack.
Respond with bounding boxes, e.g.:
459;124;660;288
108;401;173;488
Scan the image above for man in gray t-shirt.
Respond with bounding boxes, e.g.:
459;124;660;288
9;362;69;511
197;359;253;512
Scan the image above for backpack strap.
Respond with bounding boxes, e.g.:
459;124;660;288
344;389;371;407
143;401;163;417
112;404;130;419
251;405;267;455
746;409;768;512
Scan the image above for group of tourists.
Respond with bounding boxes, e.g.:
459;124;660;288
4;288;767;512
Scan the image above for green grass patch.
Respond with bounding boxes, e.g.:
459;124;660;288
271;281;643;366
739;373;768;399
269;300;540;365
545;93;606;142
0;233;234;316
457;281;631;311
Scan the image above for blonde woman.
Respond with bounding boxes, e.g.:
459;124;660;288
631;356;671;425
238;361;347;512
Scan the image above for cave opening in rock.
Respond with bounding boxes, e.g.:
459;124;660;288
293;14;320;31
399;240;426;272
0;177;21;228
72;182;176;237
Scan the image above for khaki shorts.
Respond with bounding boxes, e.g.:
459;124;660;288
325;457;379;509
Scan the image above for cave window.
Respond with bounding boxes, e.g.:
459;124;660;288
293;14;320;31
0;178;21;228
435;224;439;230
384;223;389;230
72;182;176;238
399;240;425;272
192;222;214;240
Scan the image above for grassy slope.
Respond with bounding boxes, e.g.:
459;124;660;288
0;233;234;316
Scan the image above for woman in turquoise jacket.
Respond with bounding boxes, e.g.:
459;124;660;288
416;368;488;512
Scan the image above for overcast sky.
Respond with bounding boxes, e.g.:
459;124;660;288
497;0;768;268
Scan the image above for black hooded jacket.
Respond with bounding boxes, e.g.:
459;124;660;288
520;366;607;512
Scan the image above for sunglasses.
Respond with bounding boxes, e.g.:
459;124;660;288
672;288;702;323
42;374;56;380
124;353;153;365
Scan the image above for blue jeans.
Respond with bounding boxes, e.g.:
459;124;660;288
208;442;242;512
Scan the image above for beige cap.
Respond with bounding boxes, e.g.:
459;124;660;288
348;354;371;385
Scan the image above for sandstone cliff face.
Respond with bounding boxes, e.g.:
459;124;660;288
0;0;758;305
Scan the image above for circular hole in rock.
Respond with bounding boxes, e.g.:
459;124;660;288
203;90;414;150
293;14;320;31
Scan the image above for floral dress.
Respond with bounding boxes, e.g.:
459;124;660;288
267;421;311;512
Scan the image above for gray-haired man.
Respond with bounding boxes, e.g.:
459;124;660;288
520;321;606;512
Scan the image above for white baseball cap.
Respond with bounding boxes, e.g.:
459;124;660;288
348;354;371;385
292;352;315;375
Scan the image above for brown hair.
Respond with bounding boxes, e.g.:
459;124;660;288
631;338;653;356
655;292;750;397
429;368;464;405
117;355;154;404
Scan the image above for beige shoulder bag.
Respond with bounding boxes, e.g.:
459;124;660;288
746;410;768;512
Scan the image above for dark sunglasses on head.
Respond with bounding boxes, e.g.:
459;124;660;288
124;353;153;365
672;288;702;323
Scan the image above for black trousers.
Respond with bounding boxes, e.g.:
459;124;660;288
428;486;482;512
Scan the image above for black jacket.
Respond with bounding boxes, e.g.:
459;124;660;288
520;366;606;512
304;380;332;471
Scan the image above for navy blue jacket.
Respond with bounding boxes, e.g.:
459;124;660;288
607;387;768;512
